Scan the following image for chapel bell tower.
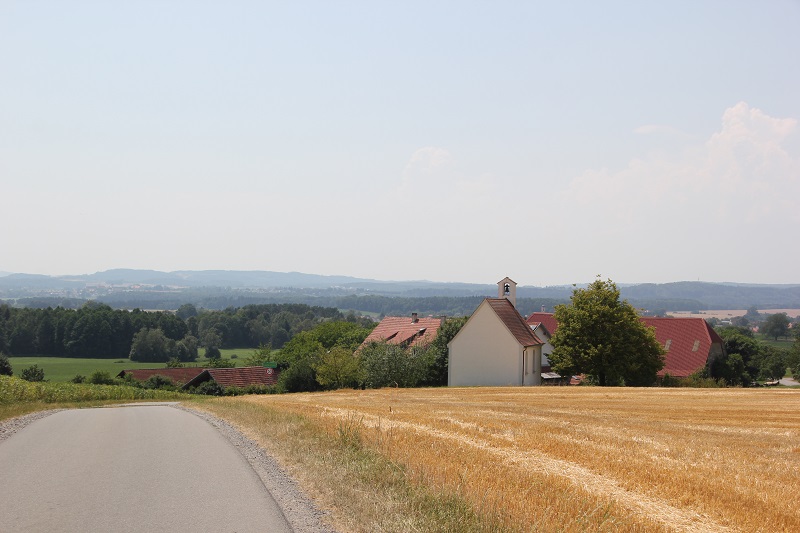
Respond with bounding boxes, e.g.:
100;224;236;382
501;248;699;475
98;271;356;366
497;277;517;308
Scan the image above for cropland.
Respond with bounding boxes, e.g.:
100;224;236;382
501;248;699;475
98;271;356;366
203;387;800;533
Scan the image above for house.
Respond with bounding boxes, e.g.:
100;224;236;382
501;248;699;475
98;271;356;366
526;311;558;373
525;312;725;379
116;367;206;384
181;366;280;390
360;313;443;350
448;278;545;386
640;317;725;378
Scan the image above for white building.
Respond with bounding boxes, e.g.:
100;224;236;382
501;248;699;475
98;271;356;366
448;277;545;386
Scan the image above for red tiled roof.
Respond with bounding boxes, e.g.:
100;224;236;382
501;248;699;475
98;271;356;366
117;367;206;384
526;312;558;334
525;314;721;379
184;367;280;389
361;315;442;349
640;317;722;378
486;299;543;347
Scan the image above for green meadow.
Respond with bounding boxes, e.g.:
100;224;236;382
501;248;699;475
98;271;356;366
7;348;258;382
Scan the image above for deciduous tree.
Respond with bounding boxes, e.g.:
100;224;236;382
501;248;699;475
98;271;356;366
549;278;664;386
761;313;790;340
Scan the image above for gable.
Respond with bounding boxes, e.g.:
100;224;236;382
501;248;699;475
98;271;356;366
451;299;542;349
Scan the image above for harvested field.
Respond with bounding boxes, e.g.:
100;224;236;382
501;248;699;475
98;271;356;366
668;309;800;319
218;387;800;532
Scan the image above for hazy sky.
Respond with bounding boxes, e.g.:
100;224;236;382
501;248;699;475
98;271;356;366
2;1;798;286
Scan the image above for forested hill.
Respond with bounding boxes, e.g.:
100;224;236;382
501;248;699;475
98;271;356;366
1;270;799;314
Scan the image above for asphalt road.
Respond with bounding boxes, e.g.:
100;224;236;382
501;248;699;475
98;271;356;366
0;405;292;532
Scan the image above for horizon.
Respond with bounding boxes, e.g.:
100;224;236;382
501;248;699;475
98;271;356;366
2;3;798;285
0;267;798;288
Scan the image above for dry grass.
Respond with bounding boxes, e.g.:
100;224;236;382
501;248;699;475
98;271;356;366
202;387;800;532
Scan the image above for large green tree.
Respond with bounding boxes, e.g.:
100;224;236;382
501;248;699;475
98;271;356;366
129;328;175;363
761;313;790;341
549;278;665;386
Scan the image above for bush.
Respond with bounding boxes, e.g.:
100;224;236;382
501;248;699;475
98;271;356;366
20;364;45;382
88;371;115;385
71;374;86;384
192;380;224;396
142;374;175;390
0;352;12;376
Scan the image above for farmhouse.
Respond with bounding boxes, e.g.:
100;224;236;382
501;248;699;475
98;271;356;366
527;313;725;379
448;278;545;386
526;310;558;372
360;313;443;350
181;366;280;391
640;316;725;378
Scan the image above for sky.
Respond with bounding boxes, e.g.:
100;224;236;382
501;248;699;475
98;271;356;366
1;1;798;286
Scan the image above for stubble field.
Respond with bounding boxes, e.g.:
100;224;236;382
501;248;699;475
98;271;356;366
206;387;800;532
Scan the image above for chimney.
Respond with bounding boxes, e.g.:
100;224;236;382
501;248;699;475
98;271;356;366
411;312;418;323
541;305;546;313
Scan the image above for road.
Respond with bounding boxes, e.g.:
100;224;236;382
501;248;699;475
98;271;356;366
0;404;292;532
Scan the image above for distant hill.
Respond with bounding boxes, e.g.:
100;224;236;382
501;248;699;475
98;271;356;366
1;269;799;313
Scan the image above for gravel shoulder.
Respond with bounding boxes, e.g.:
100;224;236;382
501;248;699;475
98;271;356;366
0;404;338;533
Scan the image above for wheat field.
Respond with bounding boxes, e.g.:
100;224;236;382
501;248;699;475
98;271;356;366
213;387;800;532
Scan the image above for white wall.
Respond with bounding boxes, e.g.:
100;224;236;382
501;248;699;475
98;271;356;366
532;326;553;369
448;301;524;386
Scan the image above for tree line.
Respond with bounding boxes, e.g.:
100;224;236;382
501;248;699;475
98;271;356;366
0;302;363;359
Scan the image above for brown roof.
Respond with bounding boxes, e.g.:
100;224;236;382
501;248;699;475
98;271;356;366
361;315;442;349
117;367;206;384
640;317;723;377
526;312;558;334
183;366;279;389
486;299;543;347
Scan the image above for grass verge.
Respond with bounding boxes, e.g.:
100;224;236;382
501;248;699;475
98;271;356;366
195;398;500;533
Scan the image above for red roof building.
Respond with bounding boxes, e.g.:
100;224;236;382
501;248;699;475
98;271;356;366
640;317;725;378
182;366;280;390
448;278;545;387
526;312;559;334
523;313;724;379
361;313;443;350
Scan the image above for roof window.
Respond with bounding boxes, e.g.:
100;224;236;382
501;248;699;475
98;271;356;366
692;340;700;352
664;339;672;351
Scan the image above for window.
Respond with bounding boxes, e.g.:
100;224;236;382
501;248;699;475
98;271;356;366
664;339;672;351
692;340;700;352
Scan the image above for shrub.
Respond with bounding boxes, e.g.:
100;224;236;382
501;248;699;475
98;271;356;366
142;374;175;390
20;364;45;382
192;381;224;396
71;374;86;384
0;352;12;376
88;371;115;385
